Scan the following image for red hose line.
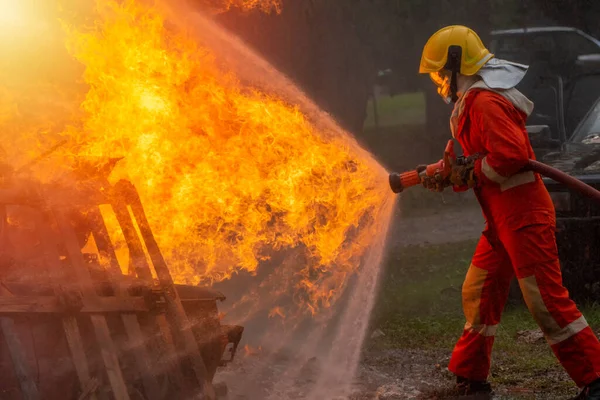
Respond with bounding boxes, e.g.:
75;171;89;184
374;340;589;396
526;159;600;205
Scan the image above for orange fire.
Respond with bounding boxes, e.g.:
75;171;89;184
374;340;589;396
0;0;391;315
243;344;262;356
221;0;282;13
268;307;285;319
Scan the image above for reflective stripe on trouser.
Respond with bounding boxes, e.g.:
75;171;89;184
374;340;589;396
449;235;513;381
518;262;600;387
450;223;600;386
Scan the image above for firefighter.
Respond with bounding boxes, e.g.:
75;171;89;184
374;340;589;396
419;25;600;399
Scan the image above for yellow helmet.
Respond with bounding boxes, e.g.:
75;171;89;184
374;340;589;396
419;25;493;76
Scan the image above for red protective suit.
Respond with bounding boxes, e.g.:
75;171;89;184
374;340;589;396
447;83;600;387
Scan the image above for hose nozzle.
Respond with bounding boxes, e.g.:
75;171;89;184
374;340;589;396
389;170;421;193
389;173;403;193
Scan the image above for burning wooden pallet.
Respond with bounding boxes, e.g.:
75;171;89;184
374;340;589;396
0;170;242;400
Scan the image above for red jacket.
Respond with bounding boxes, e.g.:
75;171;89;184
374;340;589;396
454;89;555;232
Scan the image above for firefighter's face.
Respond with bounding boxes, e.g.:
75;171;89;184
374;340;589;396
430;70;452;104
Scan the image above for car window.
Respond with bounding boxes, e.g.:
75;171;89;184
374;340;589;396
531;34;556;53
555;32;599;58
566;74;600;134
491;31;600;63
491;33;559;65
489;35;530;64
570;99;600;143
526;83;561;139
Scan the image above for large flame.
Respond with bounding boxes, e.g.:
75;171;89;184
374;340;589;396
0;0;391;315
220;0;282;13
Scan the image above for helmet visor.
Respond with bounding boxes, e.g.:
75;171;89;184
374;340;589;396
430;71;451;102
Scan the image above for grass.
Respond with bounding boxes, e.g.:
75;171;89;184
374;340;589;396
364;92;426;129
371;240;474;341
369;239;600;397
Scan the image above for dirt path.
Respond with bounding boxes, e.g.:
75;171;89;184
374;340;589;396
391;203;484;247
354;348;573;400
215;348;451;400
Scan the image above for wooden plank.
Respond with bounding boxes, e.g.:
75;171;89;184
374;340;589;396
0;291;227;315
0;296;59;313
86;207;126;296
118;181;213;399
0;206;40;400
90;207;161;400
53;210;131;400
103;191;190;396
85;296;148;313
153;314;186;393
111;202;153;281
34;210;98;400
0;295;148;314
0;317;40;400
89;315;131;400
77;377;100;400
122;314;162;400
62;317;95;395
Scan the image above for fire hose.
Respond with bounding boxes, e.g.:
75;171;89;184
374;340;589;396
388;140;600;204
526;159;600;204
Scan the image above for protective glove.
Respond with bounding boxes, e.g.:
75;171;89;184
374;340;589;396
449;156;478;189
416;164;450;192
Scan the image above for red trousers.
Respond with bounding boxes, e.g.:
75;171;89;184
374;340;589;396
448;222;600;387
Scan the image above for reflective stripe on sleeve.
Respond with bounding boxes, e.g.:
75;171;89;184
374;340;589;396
481;157;507;184
500;171;536;192
547;315;589;345
481;157;536;190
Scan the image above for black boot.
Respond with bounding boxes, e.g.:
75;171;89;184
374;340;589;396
571;378;600;400
452;376;493;398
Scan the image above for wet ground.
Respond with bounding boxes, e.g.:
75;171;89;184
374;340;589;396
215;348;450;400
216;345;574;399
392;201;484;247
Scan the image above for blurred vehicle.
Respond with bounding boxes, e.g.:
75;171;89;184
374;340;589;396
490;27;600;141
528;73;600;301
490;27;600;75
